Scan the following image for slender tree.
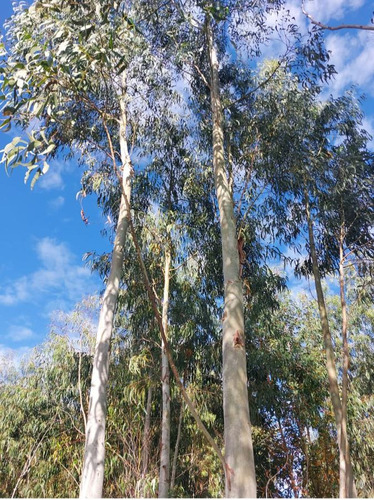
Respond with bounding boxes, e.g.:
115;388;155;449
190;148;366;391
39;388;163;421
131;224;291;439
0;2;170;496
252;66;373;496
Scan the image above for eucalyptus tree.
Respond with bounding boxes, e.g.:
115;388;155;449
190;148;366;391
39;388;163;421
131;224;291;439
132;0;332;494
297;95;372;499
246;292;332;497
252;64;373;496
0;298;97;498
311;95;374;497
0;1;173;497
85;104;224;496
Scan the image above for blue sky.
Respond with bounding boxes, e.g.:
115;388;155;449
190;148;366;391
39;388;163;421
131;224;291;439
0;0;373;360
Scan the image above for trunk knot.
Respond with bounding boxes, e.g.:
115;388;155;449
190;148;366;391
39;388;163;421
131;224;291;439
233;330;244;348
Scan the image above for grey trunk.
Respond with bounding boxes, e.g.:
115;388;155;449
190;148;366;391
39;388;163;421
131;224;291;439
206;17;256;498
339;228;356;498
304;192;355;498
170;400;184;491
80;83;131;499
141;384;153;490
158;250;171;498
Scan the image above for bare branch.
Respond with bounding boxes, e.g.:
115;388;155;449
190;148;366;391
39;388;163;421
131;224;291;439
302;0;374;31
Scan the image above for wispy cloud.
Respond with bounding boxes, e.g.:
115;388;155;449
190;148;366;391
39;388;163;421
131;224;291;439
302;0;365;23
6;325;35;342
325;31;374;97
0;237;97;308
38;159;73;190
48;195;65;209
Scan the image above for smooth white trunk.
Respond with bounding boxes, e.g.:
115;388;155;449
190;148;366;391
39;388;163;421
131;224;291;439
158;250;171;498
206;18;256;498
80;87;131;498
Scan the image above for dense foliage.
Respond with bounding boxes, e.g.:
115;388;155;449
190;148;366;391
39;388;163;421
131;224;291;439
0;290;373;497
0;0;373;498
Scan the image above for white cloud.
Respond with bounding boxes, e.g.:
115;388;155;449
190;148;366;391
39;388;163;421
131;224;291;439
325;31;374;97
49;195;65;209
38;159;72;190
7;325;34;342
0;237;96;308
302;0;365;23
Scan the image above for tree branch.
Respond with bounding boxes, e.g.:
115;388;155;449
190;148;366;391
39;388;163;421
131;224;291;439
226;60;283;110
302;0;374;31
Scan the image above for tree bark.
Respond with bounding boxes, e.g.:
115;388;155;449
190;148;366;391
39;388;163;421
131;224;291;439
80;83;131;499
304;190;355;498
339;226;357;498
206;17;256;498
141;384;153;489
170;400;184;491
158;249;171;498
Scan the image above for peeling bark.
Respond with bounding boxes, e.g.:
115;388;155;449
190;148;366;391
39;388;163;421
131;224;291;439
206;17;256;498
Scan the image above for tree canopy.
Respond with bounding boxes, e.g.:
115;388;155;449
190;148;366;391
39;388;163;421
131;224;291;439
0;0;373;498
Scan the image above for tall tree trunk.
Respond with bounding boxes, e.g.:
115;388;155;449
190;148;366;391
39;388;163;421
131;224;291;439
158;249;171;498
339;226;357;498
170;400;184;491
80;84;131;499
206;17;256;498
141;384;153;492
304;190;355;498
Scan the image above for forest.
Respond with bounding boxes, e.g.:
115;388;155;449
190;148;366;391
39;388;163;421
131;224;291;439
0;0;373;498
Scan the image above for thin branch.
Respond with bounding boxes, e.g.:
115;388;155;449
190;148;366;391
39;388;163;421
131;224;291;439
121;186;228;478
193;62;211;90
170;251;198;273
59;461;80;488
302;0;374;31
265;452;289;499
11;417;56;498
236;144;258;218
137;0;173;25
226;60;283;110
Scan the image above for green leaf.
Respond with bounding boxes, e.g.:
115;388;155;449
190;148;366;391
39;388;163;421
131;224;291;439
0;118;11;131
40;143;56;156
24;164;38;184
30;168;42;189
